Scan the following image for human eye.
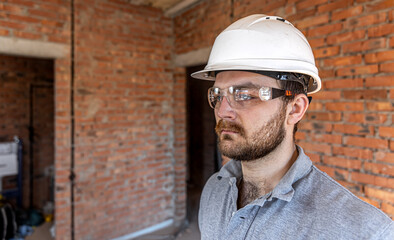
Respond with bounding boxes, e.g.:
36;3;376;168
208;87;222;109
234;88;259;102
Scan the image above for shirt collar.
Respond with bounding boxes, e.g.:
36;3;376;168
217;146;312;202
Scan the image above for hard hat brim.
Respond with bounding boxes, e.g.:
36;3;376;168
191;63;322;94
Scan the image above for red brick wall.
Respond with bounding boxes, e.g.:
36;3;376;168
0;55;54;210
72;1;182;239
1;1;73;238
1;0;392;239
175;0;394;218
1;0;186;239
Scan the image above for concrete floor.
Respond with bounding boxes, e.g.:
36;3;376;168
136;186;201;240
175;219;200;240
133;219;200;240
24;189;201;240
25;221;54;240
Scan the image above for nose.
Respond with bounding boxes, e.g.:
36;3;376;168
216;96;236;120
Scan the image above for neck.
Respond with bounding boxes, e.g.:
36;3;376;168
238;142;298;208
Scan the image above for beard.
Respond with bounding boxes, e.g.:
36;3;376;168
215;105;286;161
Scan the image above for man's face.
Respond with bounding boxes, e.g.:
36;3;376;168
213;71;288;161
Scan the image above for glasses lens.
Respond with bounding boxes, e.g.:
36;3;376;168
207;87;219;109
259;86;272;101
207;86;289;110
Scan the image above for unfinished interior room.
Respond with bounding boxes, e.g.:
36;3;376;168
0;0;393;239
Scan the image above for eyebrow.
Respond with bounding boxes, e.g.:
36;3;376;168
214;82;261;89
233;82;261;88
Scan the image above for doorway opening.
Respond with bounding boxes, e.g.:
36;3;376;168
0;54;55;239
185;65;219;228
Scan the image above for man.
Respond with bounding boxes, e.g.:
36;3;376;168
191;14;393;240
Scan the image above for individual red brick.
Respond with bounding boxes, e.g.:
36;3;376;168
336;65;379;76
296;0;327;10
332;146;372;159
346;11;387;28
28;8;67;21
0;29;9;36
302;142;332;154
262;0;288;13
306;112;342;121
351;172;374;184
308;102;324;111
368;23;394;38
312;90;341;100
298;121;333;132
366;102;393;111
317;0;353;13
314;46;340;58
332;6;363;21
366;0;394;12
343;38;386;53
380;62;394;73
308;37;326;48
287;0;304;3
285;5;295;15
365;162;394;176
344;113;388;124
308;23;342;37
312;133;342;144
327;29;365;45
325;102;364;111
287;8;316;22
318;69;336;79
296;14;330;29
323;55;363;67
38;2;68;13
365;75;394;87
296;131;306;140
4;0;35;7
308;152;322;163
324;78;363;89
352;172;394;189
323;156;361;169
365;186;394;202
376;152;394;164
3;4;25;14
0;20;26;30
7;14;41;24
345;136;388;149
333;123;374;135
379;126;394;138
14;31;42;40
390;8;394;21
365;50;394;63
343;89;387;100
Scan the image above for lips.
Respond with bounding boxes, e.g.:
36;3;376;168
221;129;238;134
215;120;245;137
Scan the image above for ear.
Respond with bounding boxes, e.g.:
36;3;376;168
287;94;309;125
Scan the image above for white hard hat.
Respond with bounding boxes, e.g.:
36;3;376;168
191;14;322;94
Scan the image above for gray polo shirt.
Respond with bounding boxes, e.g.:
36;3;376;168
199;146;394;240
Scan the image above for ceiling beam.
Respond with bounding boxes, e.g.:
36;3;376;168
165;0;200;17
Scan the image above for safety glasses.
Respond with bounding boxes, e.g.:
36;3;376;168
207;86;293;109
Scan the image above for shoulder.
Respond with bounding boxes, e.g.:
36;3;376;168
295;165;393;238
200;172;222;204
